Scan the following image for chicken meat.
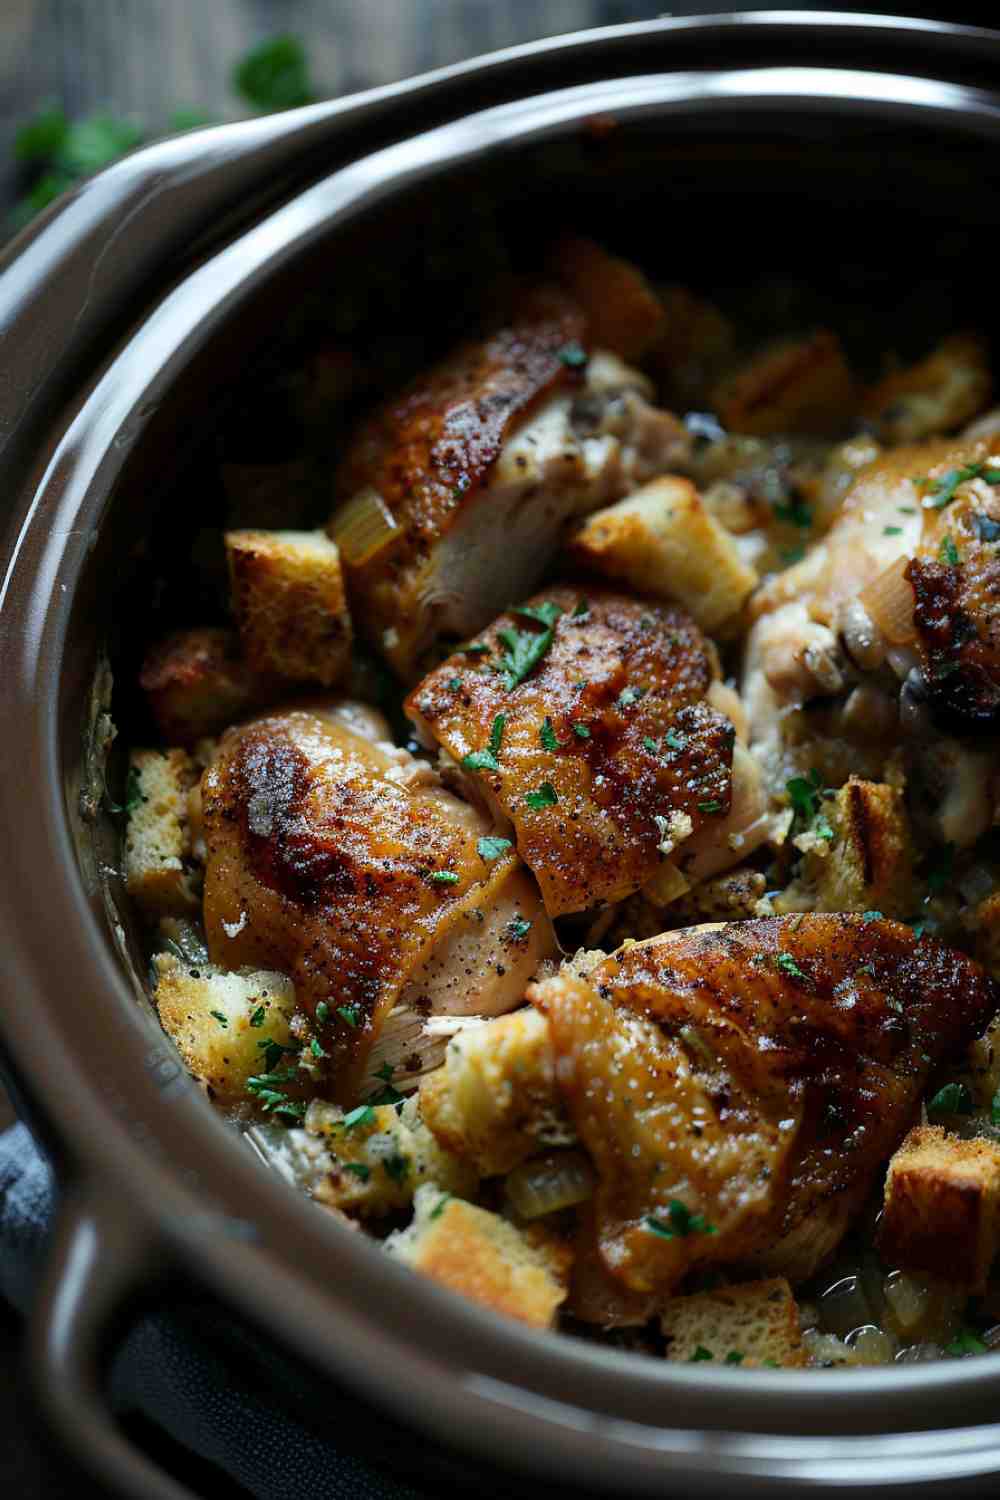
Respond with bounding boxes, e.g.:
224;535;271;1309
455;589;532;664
406;586;735;916
529;915;997;1295
330;285;690;679
200;704;556;1100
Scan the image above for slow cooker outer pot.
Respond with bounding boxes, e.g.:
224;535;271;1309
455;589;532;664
4;14;1000;1499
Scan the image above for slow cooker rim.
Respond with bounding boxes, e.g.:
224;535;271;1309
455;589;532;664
4;17;1000;1493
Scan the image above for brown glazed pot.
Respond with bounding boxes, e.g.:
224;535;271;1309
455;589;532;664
3;13;1000;1498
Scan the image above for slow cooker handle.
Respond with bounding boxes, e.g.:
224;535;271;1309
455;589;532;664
28;1181;199;1500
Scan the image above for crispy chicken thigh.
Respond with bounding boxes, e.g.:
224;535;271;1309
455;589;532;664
747;437;1000;741
407;587;735;916
331;287;689;679
201;706;555;1099
529;916;997;1294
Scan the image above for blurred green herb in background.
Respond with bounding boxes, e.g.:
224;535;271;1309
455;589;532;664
8;36;314;234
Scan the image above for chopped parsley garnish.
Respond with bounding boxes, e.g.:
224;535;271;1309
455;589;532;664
447;677;462;691
459;642;490;656
249;1005;266;1028
883;525;903;536
383;1153;410;1185
862;910;883;923
786;769;824;825
616;685;645;710
557;341;588;369
498;608;562;689
463;713;505;772
310;1038;328;1058
780;544;806;564
427;870;460;885
477;835;512;861
724;1351;744;1365
939;533;961;566
665;729;686;752
342;1104;376;1130
507;917;532;942
643;736;660;754
857;964;876;978
514;600;564;629
697;799;723;814
946;1327;987;1357
539;716;560;751
773;496;812;529
210;1010;229;1028
525;782;558;810
920;461;1000;510
315;1001;330;1025
911;918;928;940
343;1162;371;1182
429;1193;451;1220
927;1082;974;1119
898;506;916;515
123;765;145;815
368;1061;404;1109
688;1347;714;1363
776;952;807;981
643;1200;717;1239
761;1359;780;1369
336;1005;360;1027
572;722;591;739
256;1037;296;1072
572;598;591;618
973;514;1000;543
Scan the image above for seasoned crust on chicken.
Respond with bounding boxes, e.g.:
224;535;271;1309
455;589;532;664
407;587;734;916
529;917;997;1295
331;288;689;678
201;707;555;1099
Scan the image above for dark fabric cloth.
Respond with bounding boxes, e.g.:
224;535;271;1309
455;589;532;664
0;1122;429;1500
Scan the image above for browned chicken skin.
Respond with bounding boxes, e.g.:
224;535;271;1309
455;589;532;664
407;586;734;916
201;707;555;1099
332;287;689;679
530;916;998;1295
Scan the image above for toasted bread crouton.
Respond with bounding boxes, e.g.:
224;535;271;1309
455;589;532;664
297;1098;477;1219
568;476;757;635
877;1125;1000;1292
140;627;272;744
863;334;992;444
548;236;666;361
385;1183;572;1327
124;749;199;915
775;777;914;919
710;331;857;438
225;528;352;686
661;1277;807;1368
153;952;295;1105
418;1009;573;1177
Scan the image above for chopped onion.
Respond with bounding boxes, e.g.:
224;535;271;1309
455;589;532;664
505;1149;595;1220
858;557;916;646
328;487;402;566
846;1325;896;1364
884;1271;930;1334
642;860;690;907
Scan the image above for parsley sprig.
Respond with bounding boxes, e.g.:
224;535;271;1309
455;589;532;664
643;1200;717;1240
463;713;505;773
497;602;562;689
